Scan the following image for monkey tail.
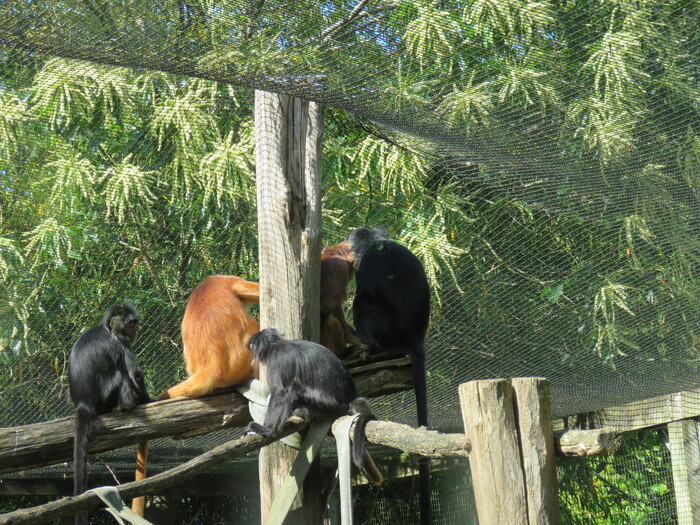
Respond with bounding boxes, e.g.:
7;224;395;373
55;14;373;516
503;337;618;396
74;405;93;525
349;398;383;485
408;342;432;525
410;342;429;428
131;440;149;516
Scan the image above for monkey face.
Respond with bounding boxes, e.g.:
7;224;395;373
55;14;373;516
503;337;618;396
122;320;139;344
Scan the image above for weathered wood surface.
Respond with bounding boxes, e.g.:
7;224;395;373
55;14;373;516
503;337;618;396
553;387;700;433
512;377;561;525
0;393;248;476
460;379;528;525
255;92;322;343
0;359;411;475
332;416;618;459
553;427;622;456
0;418;308;525
333;416;471;458
669;419;700;525
255;89;324;525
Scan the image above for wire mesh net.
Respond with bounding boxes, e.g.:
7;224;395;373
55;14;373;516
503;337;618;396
2;0;700;521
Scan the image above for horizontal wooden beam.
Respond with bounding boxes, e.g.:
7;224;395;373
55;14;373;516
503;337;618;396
0;358;412;475
333;416;471;459
553;387;700;433
553;428;622;456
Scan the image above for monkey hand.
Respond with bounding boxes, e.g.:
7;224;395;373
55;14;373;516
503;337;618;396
245;421;272;436
345;342;370;362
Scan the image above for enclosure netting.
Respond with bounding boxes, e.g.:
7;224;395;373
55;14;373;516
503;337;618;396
1;0;699;522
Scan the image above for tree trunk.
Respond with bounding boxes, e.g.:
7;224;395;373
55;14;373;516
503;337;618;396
254;90;324;525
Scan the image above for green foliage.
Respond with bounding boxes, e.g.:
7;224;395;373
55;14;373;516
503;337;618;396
1;1;700;519
558;429;675;524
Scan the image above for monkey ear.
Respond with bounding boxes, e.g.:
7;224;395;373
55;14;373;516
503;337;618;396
373;227;391;240
110;316;123;331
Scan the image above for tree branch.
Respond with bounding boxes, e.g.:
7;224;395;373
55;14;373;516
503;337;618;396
320;0;371;42
0;418;308;525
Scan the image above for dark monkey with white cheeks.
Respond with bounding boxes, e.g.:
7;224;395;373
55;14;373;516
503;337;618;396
245;328;382;485
69;302;150;525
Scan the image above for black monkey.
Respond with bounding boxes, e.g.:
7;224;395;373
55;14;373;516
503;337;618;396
245;328;382;485
349;227;432;524
349;227;431;426
68;302;150;525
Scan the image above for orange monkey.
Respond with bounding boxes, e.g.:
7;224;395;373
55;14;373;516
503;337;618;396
132;275;260;516
320;242;364;358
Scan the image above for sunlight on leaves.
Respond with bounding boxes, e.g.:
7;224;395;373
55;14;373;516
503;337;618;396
29;58;130;128
438;73;493;130
679;133;700;195
623;214;654;245
593;283;637;360
403;2;457;70
22;218;73;269
198;125;256;208
0;292;30;359
494;61;561;109
30;58;92;129
198;36;289;77
151;89;219;152
134;71;179;101
150;88;220;196
463;0;553;40
584;31;648;102
402;215;467;306
569;96;637;161
101;157;156;224
0;92;28;160
354;136;430;197
0;238;24;281
44;150;98;212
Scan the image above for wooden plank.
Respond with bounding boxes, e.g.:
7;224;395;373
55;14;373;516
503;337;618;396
512;378;561;525
553;388;700;432
459;379;528;525
669;419;700;525
254;90;324;525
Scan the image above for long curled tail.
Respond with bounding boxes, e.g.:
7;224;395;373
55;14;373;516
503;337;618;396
349;397;383;485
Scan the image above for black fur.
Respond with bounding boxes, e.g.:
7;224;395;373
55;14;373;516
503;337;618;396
68;302;150;525
245;328;374;470
349;227;430;426
349;227;432;524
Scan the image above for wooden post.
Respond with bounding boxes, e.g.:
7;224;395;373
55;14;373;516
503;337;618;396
512;378;562;525
254;90;324;524
669;419;700;525
459;379;528;525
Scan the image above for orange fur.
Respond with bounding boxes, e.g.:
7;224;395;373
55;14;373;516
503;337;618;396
133;275;259;516
321;243;363;358
320;313;347;357
161;275;260;399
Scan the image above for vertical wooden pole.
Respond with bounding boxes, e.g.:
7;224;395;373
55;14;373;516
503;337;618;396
669;419;700;525
255;90;324;524
511;378;562;525
459;379;528;525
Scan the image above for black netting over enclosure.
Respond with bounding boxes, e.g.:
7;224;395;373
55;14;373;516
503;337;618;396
1;0;700;521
